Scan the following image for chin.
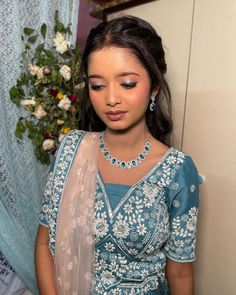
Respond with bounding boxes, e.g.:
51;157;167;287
106;124;138;134
107;126;127;132
103;117;144;133
104;121;128;130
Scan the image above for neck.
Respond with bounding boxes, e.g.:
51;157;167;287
104;124;151;149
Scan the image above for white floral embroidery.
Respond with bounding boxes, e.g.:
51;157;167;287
165;207;198;261
95;199;104;211
173;200;180;208
105;242;115;252
94;282;104;294
190;184;196;192
142;183;160;208
137;224;147;235
186;215;197;231
171;182;179;190
189;207;198;217
123;203;133;214
101;270;116;285
109;261;120;273
166;154;177;164
111;288;122;294
113;214;130;239
94;212;109;238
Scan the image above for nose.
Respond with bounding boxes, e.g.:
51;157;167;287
105;87;122;107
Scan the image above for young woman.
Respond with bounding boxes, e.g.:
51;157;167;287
35;16;200;295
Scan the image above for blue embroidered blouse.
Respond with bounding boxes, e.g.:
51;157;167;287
39;130;200;295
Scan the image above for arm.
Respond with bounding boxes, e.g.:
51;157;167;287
35;225;57;295
166;258;194;295
165;155;200;294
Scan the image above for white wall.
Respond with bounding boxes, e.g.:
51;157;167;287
183;0;236;294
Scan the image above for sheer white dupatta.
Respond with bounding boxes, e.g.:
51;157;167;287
55;132;100;294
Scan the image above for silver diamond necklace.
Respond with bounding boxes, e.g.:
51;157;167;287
99;134;152;169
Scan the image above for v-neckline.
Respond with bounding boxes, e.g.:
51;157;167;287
97;147;174;220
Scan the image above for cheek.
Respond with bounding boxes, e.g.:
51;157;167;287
129;84;151;106
89;91;102;109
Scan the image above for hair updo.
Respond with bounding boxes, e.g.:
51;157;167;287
80;15;173;146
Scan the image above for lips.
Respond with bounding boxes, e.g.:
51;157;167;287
105;110;127;121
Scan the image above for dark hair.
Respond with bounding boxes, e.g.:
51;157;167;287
80;15;173;145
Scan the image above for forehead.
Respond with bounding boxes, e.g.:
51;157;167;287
88;46;145;74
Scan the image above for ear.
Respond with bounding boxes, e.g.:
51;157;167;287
151;85;160;97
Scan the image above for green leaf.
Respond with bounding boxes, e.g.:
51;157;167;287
32;133;45;150
9;86;22;106
38;55;46;65
66;26;72;35
40;23;47;39
55;22;66;33
23;27;34;35
51;69;58;82
44;49;53;57
20;72;28;84
25;44;30;51
54;10;68;34
54;10;59;24
57;74;62;84
36;43;45;54
22;51;27;59
25;120;34;130
27;128;35;140
28;35;38;44
44;50;57;65
15;118;26;139
35;147;50;165
9;86;18;99
18;86;25;97
16;81;26;95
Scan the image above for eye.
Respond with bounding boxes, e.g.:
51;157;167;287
90;84;104;91
121;81;137;89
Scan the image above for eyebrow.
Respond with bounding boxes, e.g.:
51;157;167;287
88;72;140;79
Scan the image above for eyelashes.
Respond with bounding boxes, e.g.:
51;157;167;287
121;82;137;89
89;82;137;91
90;84;103;91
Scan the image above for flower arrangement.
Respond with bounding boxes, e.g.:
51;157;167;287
10;11;83;164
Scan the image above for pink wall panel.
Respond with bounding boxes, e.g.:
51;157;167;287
76;1;101;51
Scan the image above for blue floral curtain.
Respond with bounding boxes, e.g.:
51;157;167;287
0;0;80;293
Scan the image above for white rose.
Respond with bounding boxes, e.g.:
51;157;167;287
58;95;71;111
33;105;47;119
42;139;54;151
57;119;64;125
21;97;36;107
55;41;70;54
36;67;44;80
53;32;65;44
28;64;44;79
28;64;38;76
53;33;70;54
59;65;71;81
58;133;65;143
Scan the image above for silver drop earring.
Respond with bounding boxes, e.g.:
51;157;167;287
149;94;156;111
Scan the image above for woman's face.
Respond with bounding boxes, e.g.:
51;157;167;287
87;46;156;132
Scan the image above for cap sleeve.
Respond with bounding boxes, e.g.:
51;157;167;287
164;155;200;262
38;158;55;227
